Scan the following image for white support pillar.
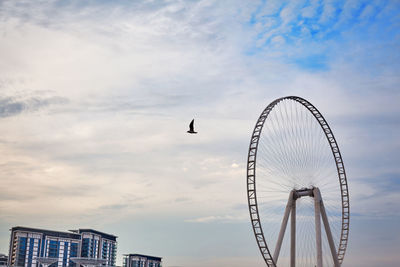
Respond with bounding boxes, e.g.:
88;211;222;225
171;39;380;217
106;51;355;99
314;188;323;267
290;198;296;267
316;188;340;267
273;190;294;264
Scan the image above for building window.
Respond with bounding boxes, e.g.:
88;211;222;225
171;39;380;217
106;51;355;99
69;243;78;267
48;240;59;267
48;240;58;258
62;242;69;267
81;238;90;257
27;238;35;267
17;237;27;267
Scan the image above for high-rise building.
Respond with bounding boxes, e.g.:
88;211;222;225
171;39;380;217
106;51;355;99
8;226;117;267
123;254;161;267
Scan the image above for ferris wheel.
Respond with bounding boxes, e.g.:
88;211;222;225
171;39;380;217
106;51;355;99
246;96;349;267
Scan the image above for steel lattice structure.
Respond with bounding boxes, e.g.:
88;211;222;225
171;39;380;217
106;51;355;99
246;96;349;266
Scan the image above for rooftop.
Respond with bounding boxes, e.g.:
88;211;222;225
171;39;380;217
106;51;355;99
69;229;117;241
11;226;81;240
124;254;162;262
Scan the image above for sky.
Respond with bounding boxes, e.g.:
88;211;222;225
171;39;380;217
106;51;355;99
0;0;399;266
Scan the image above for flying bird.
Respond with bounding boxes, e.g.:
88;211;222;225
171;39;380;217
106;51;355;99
187;119;198;134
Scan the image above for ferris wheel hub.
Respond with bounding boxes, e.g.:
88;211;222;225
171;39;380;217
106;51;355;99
293;187;315;199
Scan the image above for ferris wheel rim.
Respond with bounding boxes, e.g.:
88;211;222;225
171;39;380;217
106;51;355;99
246;96;350;267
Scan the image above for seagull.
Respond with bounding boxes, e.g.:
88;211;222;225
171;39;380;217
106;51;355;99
187;119;198;134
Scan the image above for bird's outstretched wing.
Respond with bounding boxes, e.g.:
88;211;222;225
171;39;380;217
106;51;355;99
189;119;194;132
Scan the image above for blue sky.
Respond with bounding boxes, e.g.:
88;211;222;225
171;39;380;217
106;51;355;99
0;0;399;266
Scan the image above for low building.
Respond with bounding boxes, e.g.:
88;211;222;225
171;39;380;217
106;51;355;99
8;226;117;267
123;254;161;267
0;253;8;266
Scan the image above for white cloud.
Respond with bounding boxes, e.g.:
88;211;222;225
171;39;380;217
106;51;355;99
301;0;320;18
271;35;285;45
231;163;239;168
184;214;247;223
319;0;337;23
